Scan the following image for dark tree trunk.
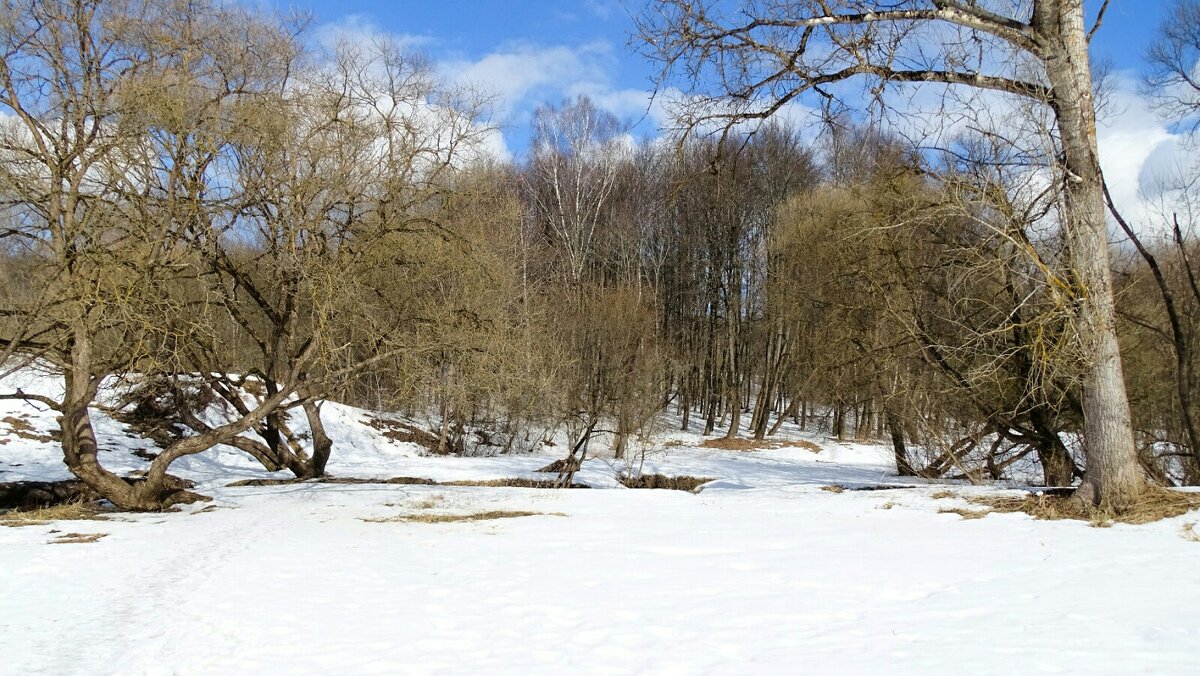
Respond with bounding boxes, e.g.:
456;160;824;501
886;411;915;476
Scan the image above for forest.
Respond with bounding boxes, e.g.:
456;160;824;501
2;0;1200;511
4;1;1200;673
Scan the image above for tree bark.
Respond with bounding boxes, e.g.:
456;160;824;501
1037;1;1143;509
886;410;916;476
302;401;333;478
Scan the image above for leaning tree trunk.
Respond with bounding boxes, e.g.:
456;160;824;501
302;401;333;478
1039;0;1143;510
60;333;142;509
886;410;915;477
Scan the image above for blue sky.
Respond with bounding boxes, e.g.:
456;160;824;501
286;1;1170;149
285;1;1184;230
293;0;657;153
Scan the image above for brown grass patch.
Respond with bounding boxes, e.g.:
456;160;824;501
1;503;109;527
229;476;590;489
792;440;822;453
877;501;897;510
364;510;563;524
229;476;438;487
938;507;989;520
619;474;714;491
49;532;107;544
1;415;55;443
700;437;787;452
443;478;590;489
821;485;845;493
534;457;580;474
970;487;1200;527
361;417;443;453
930;490;957;500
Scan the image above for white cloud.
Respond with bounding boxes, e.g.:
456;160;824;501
446;41;615;119
1096;71;1194;240
441;41;673;155
312;15;433;52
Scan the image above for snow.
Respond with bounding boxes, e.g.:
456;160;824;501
3;370;1200;674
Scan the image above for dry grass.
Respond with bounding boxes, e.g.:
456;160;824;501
1;415;55;443
229;476;589;489
382;495;447;510
411;495;446;510
0;503;108;527
443;478;589;489
363;510;564;524
791;440;822;453
938;507;989;520
820;485;845;493
969;487;1200;527
1182;523;1200;543
535;457;579;473
700;437;787;452
930;490;957;500
877;501;896;510
619;474;715;491
49;532;107;544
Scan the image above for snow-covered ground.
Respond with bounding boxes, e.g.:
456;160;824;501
2;370;1200;674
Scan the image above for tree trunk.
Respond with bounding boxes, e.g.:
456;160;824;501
833;403;846;442
886;411;915;476
60;334;142;509
1029;407;1077;487
1038;1;1143;509
302;401;333;478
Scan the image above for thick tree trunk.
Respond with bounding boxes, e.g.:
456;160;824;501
1038;1;1143;509
60;334;142;509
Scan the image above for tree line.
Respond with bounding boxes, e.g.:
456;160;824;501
2;0;1199;511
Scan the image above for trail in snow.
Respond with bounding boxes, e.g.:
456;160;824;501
2;370;1199;674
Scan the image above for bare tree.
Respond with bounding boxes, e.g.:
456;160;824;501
1145;0;1200;128
0;0;306;509
524;96;628;287
638;0;1144;510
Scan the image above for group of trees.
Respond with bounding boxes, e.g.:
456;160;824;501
4;0;1200;513
0;0;511;508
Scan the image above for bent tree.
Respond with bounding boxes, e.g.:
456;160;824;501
639;0;1144;509
0;0;309;509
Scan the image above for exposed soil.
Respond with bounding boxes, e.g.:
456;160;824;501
700;437;820;453
619;474;715;491
228;475;591;489
535;457;581;473
360;417;444;454
823;484;922;492
1;415;56;444
0;479;102;510
0;474;199;511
